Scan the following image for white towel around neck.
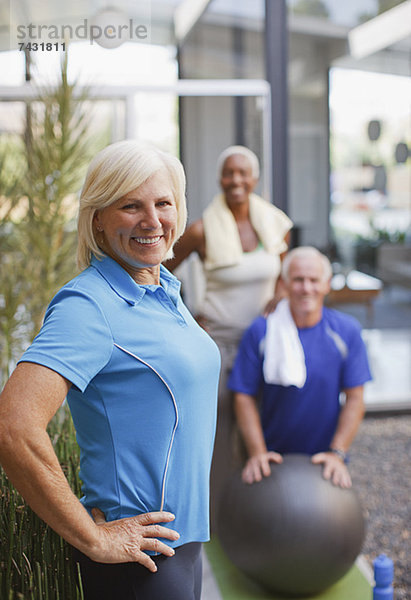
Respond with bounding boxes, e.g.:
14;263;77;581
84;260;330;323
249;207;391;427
263;299;307;388
202;193;290;270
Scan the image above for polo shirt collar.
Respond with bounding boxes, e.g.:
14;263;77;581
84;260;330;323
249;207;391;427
159;264;182;306
90;254;181;305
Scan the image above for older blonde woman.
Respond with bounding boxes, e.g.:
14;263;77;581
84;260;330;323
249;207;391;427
0;141;220;600
166;145;293;531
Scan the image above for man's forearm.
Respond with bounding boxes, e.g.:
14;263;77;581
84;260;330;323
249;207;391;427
330;386;365;453
234;392;267;457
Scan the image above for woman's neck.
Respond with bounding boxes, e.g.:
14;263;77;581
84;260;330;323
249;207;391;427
227;198;250;222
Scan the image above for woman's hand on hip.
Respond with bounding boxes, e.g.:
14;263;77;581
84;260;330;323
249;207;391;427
89;508;180;572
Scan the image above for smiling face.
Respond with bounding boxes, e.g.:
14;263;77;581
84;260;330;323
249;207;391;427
286;255;331;327
220;153;258;207
93;169;178;284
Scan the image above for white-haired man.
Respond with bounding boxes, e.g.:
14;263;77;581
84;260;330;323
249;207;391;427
228;246;371;488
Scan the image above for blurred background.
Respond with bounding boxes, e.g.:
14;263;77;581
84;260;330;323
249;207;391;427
0;2;410;598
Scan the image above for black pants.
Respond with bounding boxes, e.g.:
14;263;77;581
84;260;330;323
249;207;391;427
71;542;202;600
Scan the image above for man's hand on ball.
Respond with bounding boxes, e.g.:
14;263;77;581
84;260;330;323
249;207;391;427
311;452;352;488
242;452;283;484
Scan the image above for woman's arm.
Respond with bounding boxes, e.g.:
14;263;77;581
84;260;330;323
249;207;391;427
275;230;292;295
263;230;291;315
165;219;206;271
0;362;179;572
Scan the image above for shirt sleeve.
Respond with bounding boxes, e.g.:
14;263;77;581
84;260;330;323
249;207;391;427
19;287;113;392
342;321;372;389
228;317;266;396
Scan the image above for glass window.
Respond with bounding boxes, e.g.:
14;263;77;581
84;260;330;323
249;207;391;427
287;0;406;28
329;67;411;274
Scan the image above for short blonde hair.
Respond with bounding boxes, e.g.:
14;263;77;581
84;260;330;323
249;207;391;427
216;145;260;180
282;246;333;282
77;140;187;270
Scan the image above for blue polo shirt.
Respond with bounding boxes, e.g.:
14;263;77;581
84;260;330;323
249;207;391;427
228;308;371;455
20;255;220;548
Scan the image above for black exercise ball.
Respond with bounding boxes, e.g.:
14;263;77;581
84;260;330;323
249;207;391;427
218;454;365;597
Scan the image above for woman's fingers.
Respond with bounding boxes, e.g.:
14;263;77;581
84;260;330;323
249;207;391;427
138;522;180;542
134;511;176;527
132;513;180;543
88;509;180;567
140;537;176;556
134;552;159;573
92;510;178;535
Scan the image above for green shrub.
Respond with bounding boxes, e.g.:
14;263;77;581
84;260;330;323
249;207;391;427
0;405;83;599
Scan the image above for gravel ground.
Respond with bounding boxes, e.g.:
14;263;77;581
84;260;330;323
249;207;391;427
349;414;411;599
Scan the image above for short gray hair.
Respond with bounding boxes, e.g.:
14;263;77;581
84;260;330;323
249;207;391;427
77;140;187;270
216;145;260;180
282;246;333;282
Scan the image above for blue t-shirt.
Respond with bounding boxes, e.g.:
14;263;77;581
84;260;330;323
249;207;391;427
20;255;221;548
228;308;371;455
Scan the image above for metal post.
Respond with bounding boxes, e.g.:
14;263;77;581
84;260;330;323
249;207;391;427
176;44;185;161
264;0;288;211
233;26;245;146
